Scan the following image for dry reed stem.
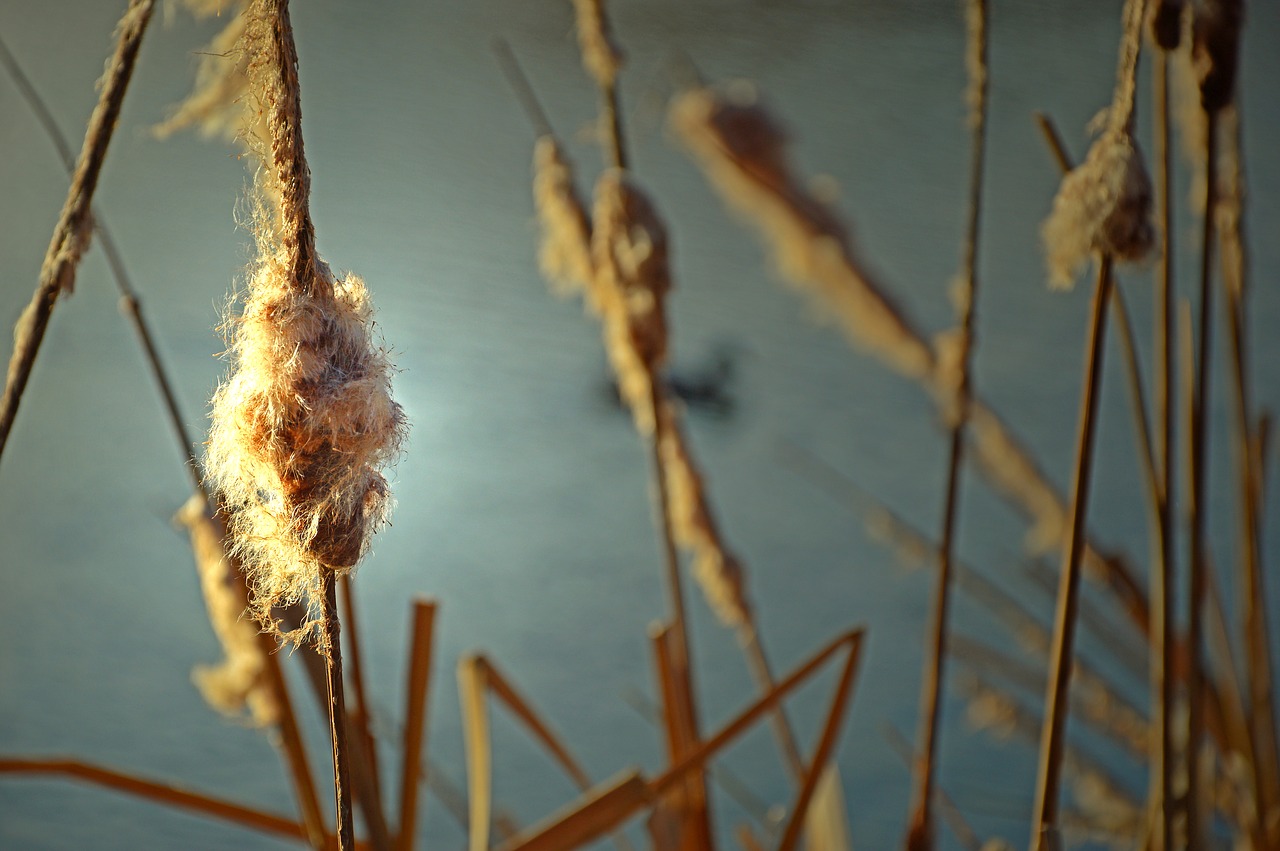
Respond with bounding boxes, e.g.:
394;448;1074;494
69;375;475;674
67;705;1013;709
652;622;714;851
320;571;357;850
0;758;316;844
178;500;329;849
0;0;155;464
884;726;984;851
1217;103;1280;844
1030;257;1115;850
396;599;437;851
338;575;382;809
0;31;205;495
497;629;866;851
906;3;988;847
1186;109;1217;851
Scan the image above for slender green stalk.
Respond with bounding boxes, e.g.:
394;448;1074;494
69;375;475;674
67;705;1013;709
1030;257;1114;851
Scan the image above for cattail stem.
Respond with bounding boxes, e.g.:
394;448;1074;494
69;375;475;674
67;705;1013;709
0;31;205;497
320;570;356;850
1186;110;1217;851
0;0;154;466
906;3;987;848
1030;256;1114;851
1151;47;1176;851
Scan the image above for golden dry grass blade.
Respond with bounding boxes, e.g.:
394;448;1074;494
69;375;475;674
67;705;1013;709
0;758;315;843
458;654;493;851
776;632;866;851
319;570;356;850
0;0;155;463
883;726;983;851
396;598;438;851
497;771;652;851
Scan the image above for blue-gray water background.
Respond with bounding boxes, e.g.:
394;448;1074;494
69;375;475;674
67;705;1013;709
1;0;1278;848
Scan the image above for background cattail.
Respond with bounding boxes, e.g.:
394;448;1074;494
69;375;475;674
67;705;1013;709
176;494;279;726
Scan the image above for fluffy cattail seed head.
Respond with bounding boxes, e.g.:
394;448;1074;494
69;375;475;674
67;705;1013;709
1042;128;1154;289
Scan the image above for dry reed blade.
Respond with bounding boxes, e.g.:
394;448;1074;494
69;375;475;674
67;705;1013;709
319;571;356;849
737;824;768;851
459;654;493;851
339;575;382;806
0;31;206;495
0;758;317;843
0;0;155;465
1030;257;1116;851
396;598;438;851
497;771;652;851
1217;102;1280;838
652;622;713;851
906;3;988;847
497;629;864;851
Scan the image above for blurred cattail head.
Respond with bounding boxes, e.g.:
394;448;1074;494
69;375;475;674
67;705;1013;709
532;135;595;301
590;168;671;434
175;494;279;726
1192;0;1242;114
1042;127;1154;289
572;0;623;91
1149;0;1185;50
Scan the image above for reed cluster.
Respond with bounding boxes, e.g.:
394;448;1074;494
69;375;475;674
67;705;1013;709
0;0;1273;849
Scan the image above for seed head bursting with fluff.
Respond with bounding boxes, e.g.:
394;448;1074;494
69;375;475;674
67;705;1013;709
205;0;406;638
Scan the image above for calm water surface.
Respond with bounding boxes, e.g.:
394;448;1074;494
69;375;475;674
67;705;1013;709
1;1;1278;848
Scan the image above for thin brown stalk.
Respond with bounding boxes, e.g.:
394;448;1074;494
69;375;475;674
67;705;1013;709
1186;110;1217;850
396;599;437;851
0;758;316;843
0;33;206;495
339;575;381;807
1030;257;1115;851
1218;104;1280;836
884;726;983;851
1150;44;1179;850
906;4;988;848
320;571;356;850
0;0;155;465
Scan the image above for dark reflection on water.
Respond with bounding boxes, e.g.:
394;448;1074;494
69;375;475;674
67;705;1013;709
0;1;1278;849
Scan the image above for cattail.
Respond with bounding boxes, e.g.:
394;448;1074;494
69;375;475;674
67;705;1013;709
532;135;595;301
1041;0;1154;289
659;406;750;628
205;0;405;633
572;0;623;92
176;494;279;726
1192;0;1242;114
590;168;669;435
1042;128;1154;289
670;83;934;382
